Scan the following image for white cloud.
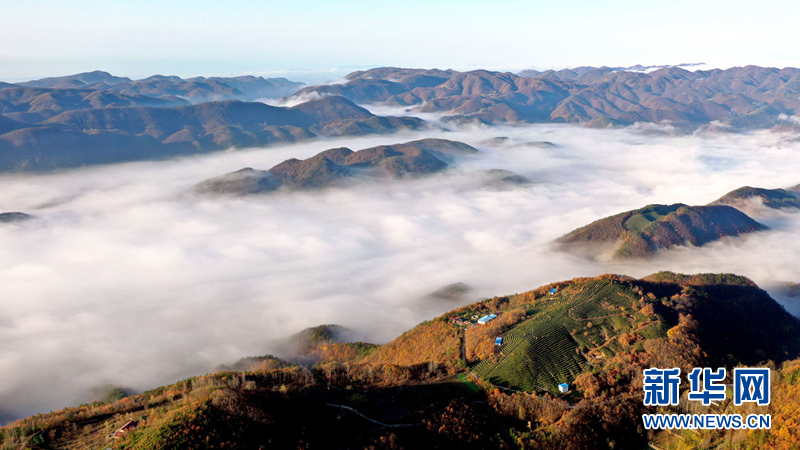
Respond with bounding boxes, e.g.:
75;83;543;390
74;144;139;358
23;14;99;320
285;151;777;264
260;90;330;107
0;123;799;422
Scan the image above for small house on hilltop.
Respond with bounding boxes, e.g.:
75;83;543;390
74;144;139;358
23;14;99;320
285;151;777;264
558;383;569;393
477;314;497;325
495;337;503;345
113;420;139;438
549;288;558;295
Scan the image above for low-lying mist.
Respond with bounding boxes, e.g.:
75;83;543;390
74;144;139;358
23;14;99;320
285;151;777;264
1;121;799;423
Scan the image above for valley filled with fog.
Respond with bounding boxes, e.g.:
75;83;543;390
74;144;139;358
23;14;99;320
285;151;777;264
1;120;799;422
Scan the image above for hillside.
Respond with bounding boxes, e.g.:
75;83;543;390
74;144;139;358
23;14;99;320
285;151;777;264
362;319;464;370
0;87;190;123
0;116;28;135
195;138;477;194
711;185;800;210
1;272;799;449
555;203;768;259
269;325;378;365
0;96;425;172
292;65;800;130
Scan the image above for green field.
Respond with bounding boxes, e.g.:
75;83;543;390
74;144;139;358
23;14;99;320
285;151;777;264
623;204;682;233
472;278;665;393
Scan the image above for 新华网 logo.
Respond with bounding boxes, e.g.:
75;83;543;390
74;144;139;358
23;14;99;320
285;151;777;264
641;367;771;430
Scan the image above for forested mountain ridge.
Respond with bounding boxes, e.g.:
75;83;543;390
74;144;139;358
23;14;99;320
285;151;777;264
555;182;800;260
3;272;798;450
555;203;768;259
0;72;432;172
0;86;191;123
0;96;425;172
195;138;479;195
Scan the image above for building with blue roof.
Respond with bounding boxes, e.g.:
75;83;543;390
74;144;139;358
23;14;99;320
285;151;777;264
477;314;497;325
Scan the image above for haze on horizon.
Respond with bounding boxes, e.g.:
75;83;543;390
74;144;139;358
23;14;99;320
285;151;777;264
1;0;799;82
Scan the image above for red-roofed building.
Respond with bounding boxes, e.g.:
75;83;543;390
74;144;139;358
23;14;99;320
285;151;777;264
113;420;139;438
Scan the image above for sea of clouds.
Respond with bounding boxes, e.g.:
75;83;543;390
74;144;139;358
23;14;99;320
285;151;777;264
1;120;799;423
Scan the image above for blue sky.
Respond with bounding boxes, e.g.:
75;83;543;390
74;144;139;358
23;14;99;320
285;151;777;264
1;0;798;82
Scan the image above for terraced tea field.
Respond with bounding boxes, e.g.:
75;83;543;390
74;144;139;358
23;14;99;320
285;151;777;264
472;278;665;393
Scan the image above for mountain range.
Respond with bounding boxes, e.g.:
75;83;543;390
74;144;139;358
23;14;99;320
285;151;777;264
0;87;191;124
0;96;424;171
5;65;800;172
516;63;708;79
0;71;305;127
12;70;303;103
291;65;800;130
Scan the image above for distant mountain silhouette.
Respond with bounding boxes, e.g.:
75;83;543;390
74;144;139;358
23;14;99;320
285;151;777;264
195;138;478;194
18;70;132;88
15;70;303;103
0;212;33;223
427;282;473;301
517;63;707;80
711;185;800;209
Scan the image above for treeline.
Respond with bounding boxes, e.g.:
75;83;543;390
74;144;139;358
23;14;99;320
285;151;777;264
363;320;463;370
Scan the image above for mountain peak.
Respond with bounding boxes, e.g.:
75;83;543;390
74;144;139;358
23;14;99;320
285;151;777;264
556;203;767;259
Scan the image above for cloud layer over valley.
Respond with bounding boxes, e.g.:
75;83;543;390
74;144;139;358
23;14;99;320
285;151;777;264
1;122;800;423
